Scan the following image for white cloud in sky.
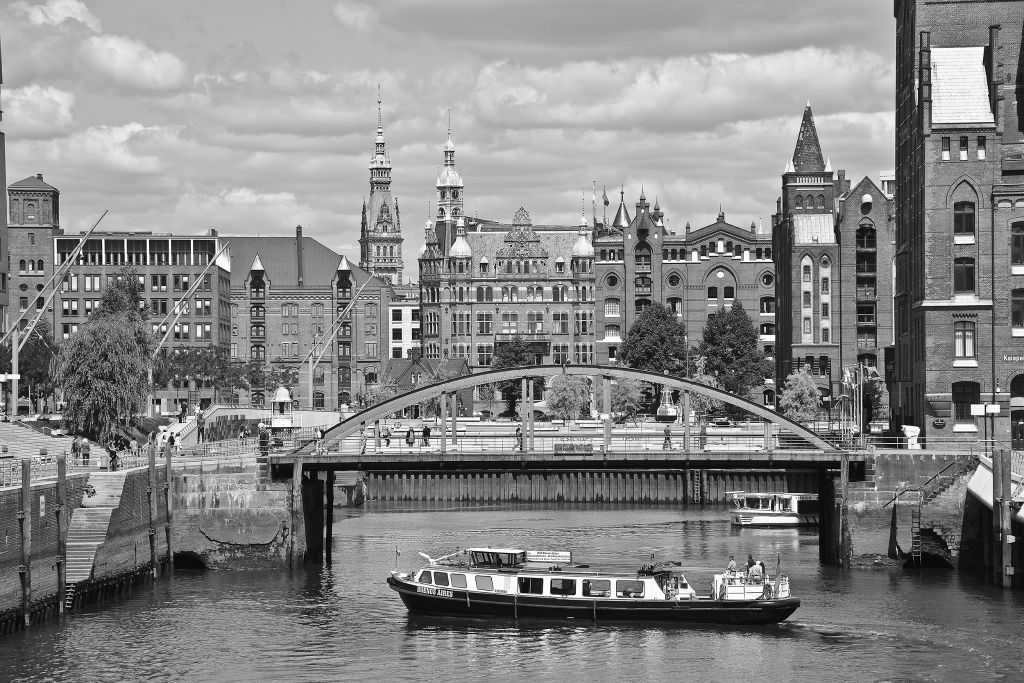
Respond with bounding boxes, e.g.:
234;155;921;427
78;35;188;91
3;84;76;138
333;1;377;32
11;0;102;33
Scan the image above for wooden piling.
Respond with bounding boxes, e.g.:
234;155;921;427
992;450;1003;585
163;443;174;573
289;459;303;569
56;456;67;615
999;449;1013;588
148;442;158;578
19;460;32;629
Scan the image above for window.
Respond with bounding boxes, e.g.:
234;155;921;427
802;291;811;308
582;579;610;597
959;135;969;160
365;342;378;357
62;274;79;292
761;273;774;287
615;580;644;598
802;265;811;282
795;195;803;210
707;286;718;299
941;136;950;161
527;312;544;334
759;297;775;314
821;303;830;319
553;312;569;334
1013;223;1024;265
604;298;620;317
952;381;980;423
518;577;544;595
802;318;811;334
196;323;212;340
822;328;831;343
550;578;576;596
856;304;875;324
978;136;987;160
954;320;976;358
821;277;830;294
476;344;493;366
553;343;569;365
61;299;78;316
475;575;494;591
476;312;493;334
953;257;975;293
501;312;518;334
723;286;735;299
953;202;975;237
1014;290;1024;327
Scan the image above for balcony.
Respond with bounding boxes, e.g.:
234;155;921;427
634;285;653;296
250;329;266;341
634;264;652;274
856;314;876;325
495;333;551;343
855;287;877;300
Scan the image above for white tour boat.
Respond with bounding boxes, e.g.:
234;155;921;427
728;491;820;526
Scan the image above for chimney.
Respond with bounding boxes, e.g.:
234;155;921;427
296;225;304;287
36;173;43;180
989;24;1004;131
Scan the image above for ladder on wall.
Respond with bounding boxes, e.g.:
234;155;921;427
910;505;922;566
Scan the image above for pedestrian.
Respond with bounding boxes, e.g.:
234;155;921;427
167;432;176;453
197;412;206;443
71;435;82;467
381;425;392;447
726;554;737;573
81;440;91;467
178;403;186;424
515;425;523;450
663;424;672;450
105;440;119;472
422;424;431;447
238;425;247;442
258;423;270;457
314;426;325;455
129;436;139;458
405;426;415;448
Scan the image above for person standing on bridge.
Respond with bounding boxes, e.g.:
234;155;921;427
405;426;415;449
663;424;672;450
422;424;431;448
515;425;523;451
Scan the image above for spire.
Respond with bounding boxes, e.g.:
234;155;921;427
717;206;725;223
377;83;382;132
612;188;631;229
791;104;826;173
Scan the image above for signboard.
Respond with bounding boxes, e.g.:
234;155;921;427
932;419;946;429
526;550;573;564
971;404;985;416
554;442;593;454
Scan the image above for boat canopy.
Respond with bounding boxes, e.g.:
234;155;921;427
468;549;527;568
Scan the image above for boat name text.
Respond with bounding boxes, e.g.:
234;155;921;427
417;586;454;598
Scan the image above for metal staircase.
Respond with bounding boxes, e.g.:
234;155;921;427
63;471;127;609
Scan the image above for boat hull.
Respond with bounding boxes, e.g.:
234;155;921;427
730;512;819;526
386;576;799;625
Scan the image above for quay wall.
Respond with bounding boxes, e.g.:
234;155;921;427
171;460;296;570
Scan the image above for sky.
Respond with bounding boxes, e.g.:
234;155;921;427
1;0;896;281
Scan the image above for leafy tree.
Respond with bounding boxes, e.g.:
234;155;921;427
617;303;688;374
491;335;541;417
698;301;771;409
688;356;723;418
53;266;153;441
153;346;249;403
361;374;398;408
779;364;821;423
596;378;644;424
0;320;60;410
545;375;590;424
423;358;465;417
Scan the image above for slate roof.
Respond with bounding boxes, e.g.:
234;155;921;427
390;357;470;389
792;105;826;173
226;234;368;288
931;47;995;125
793;214;835;245
684;216;768;243
9;174;59;192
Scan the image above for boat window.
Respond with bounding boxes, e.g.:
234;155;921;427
418;571;432;583
616;580;645;598
549;578;576;596
475;575;494;591
518;577;544;595
450;573;468;589
582;579;611;597
434;572;450;587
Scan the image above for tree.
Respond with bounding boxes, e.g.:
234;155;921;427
779;364;821;423
596;378;644;424
688;356;723;418
154;346;249;403
545;375;590;424
698;301;771;411
617;303;688;374
0;320;60;411
423;358;464;417
491;335;541;417
361;374;398;408
53;266;153;441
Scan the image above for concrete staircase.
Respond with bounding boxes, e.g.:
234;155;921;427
0;421;74;459
64;471;127;608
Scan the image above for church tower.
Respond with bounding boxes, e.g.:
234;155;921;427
358;91;404;284
435;111;464;254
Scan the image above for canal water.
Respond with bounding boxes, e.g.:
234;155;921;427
1;503;1023;681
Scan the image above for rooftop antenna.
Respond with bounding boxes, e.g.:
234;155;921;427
377;83;382;129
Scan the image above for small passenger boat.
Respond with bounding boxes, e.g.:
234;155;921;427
387;547;799;625
728;491;819;527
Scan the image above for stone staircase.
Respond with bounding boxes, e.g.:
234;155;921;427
64;471;127;608
0;421;74;459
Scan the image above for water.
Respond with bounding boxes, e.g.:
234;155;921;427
2;503;1023;682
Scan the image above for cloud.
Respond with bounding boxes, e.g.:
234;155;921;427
333;1;377;32
3;85;76;138
11;0;102;32
78;35;188;91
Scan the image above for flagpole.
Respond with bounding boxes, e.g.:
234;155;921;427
592;180;597;229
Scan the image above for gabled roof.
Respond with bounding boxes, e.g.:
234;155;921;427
9;174;59;192
793;214;835;245
932;47;995;126
686;215;762;242
792;105;826;173
390;357;470;389
228;235;364;288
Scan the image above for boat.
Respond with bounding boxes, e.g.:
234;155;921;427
386;547;799;625
728;491;819;527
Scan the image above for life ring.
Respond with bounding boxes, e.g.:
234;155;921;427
762;584;773;600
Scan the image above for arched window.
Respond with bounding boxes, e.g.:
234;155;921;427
760;322;775;336
313;392;325;409
634;244;652;271
953;202;975;237
795;195;803;210
700;245;707;258
817;194;825;209
18;259;25;272
856;222;876;249
759;296;775;314
954;320;976;358
1013;222;1024;265
36;260;44;271
438;207;446;218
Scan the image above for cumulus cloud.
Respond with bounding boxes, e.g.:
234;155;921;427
11;0;102;33
78;35;189;91
333;1;377;32
3;85;76;138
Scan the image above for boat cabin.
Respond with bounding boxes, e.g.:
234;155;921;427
467;548;574;569
729;492;818;514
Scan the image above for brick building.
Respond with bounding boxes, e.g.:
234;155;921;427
417;129;596;399
388;282;420;361
892;1;1024;445
594;191;776;403
0;42;8;332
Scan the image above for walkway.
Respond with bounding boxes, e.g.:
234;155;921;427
65;471;128;605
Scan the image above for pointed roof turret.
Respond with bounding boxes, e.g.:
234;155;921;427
337;255;352;272
612;189;631;229
572;224;594;258
791;104;826;173
448;218;472;258
250;254;265;271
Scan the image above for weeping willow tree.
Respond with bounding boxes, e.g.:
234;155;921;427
53;266;153;441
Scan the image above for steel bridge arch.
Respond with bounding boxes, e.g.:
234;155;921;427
295;364;837;453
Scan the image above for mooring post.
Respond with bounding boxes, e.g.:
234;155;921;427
999;449;1014;588
450;393;458;446
163;443;174;574
602;376;612;454
763;420;772;451
325;470;335;564
439;392;447;455
683;391;691;452
840;451;851;568
992;449;1003;585
148;441;158;578
374;420;381;450
520;378;528;453
56;455;67;615
19;459;32;628
290;458;304;569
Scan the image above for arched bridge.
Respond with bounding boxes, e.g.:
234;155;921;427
276;365;855;470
